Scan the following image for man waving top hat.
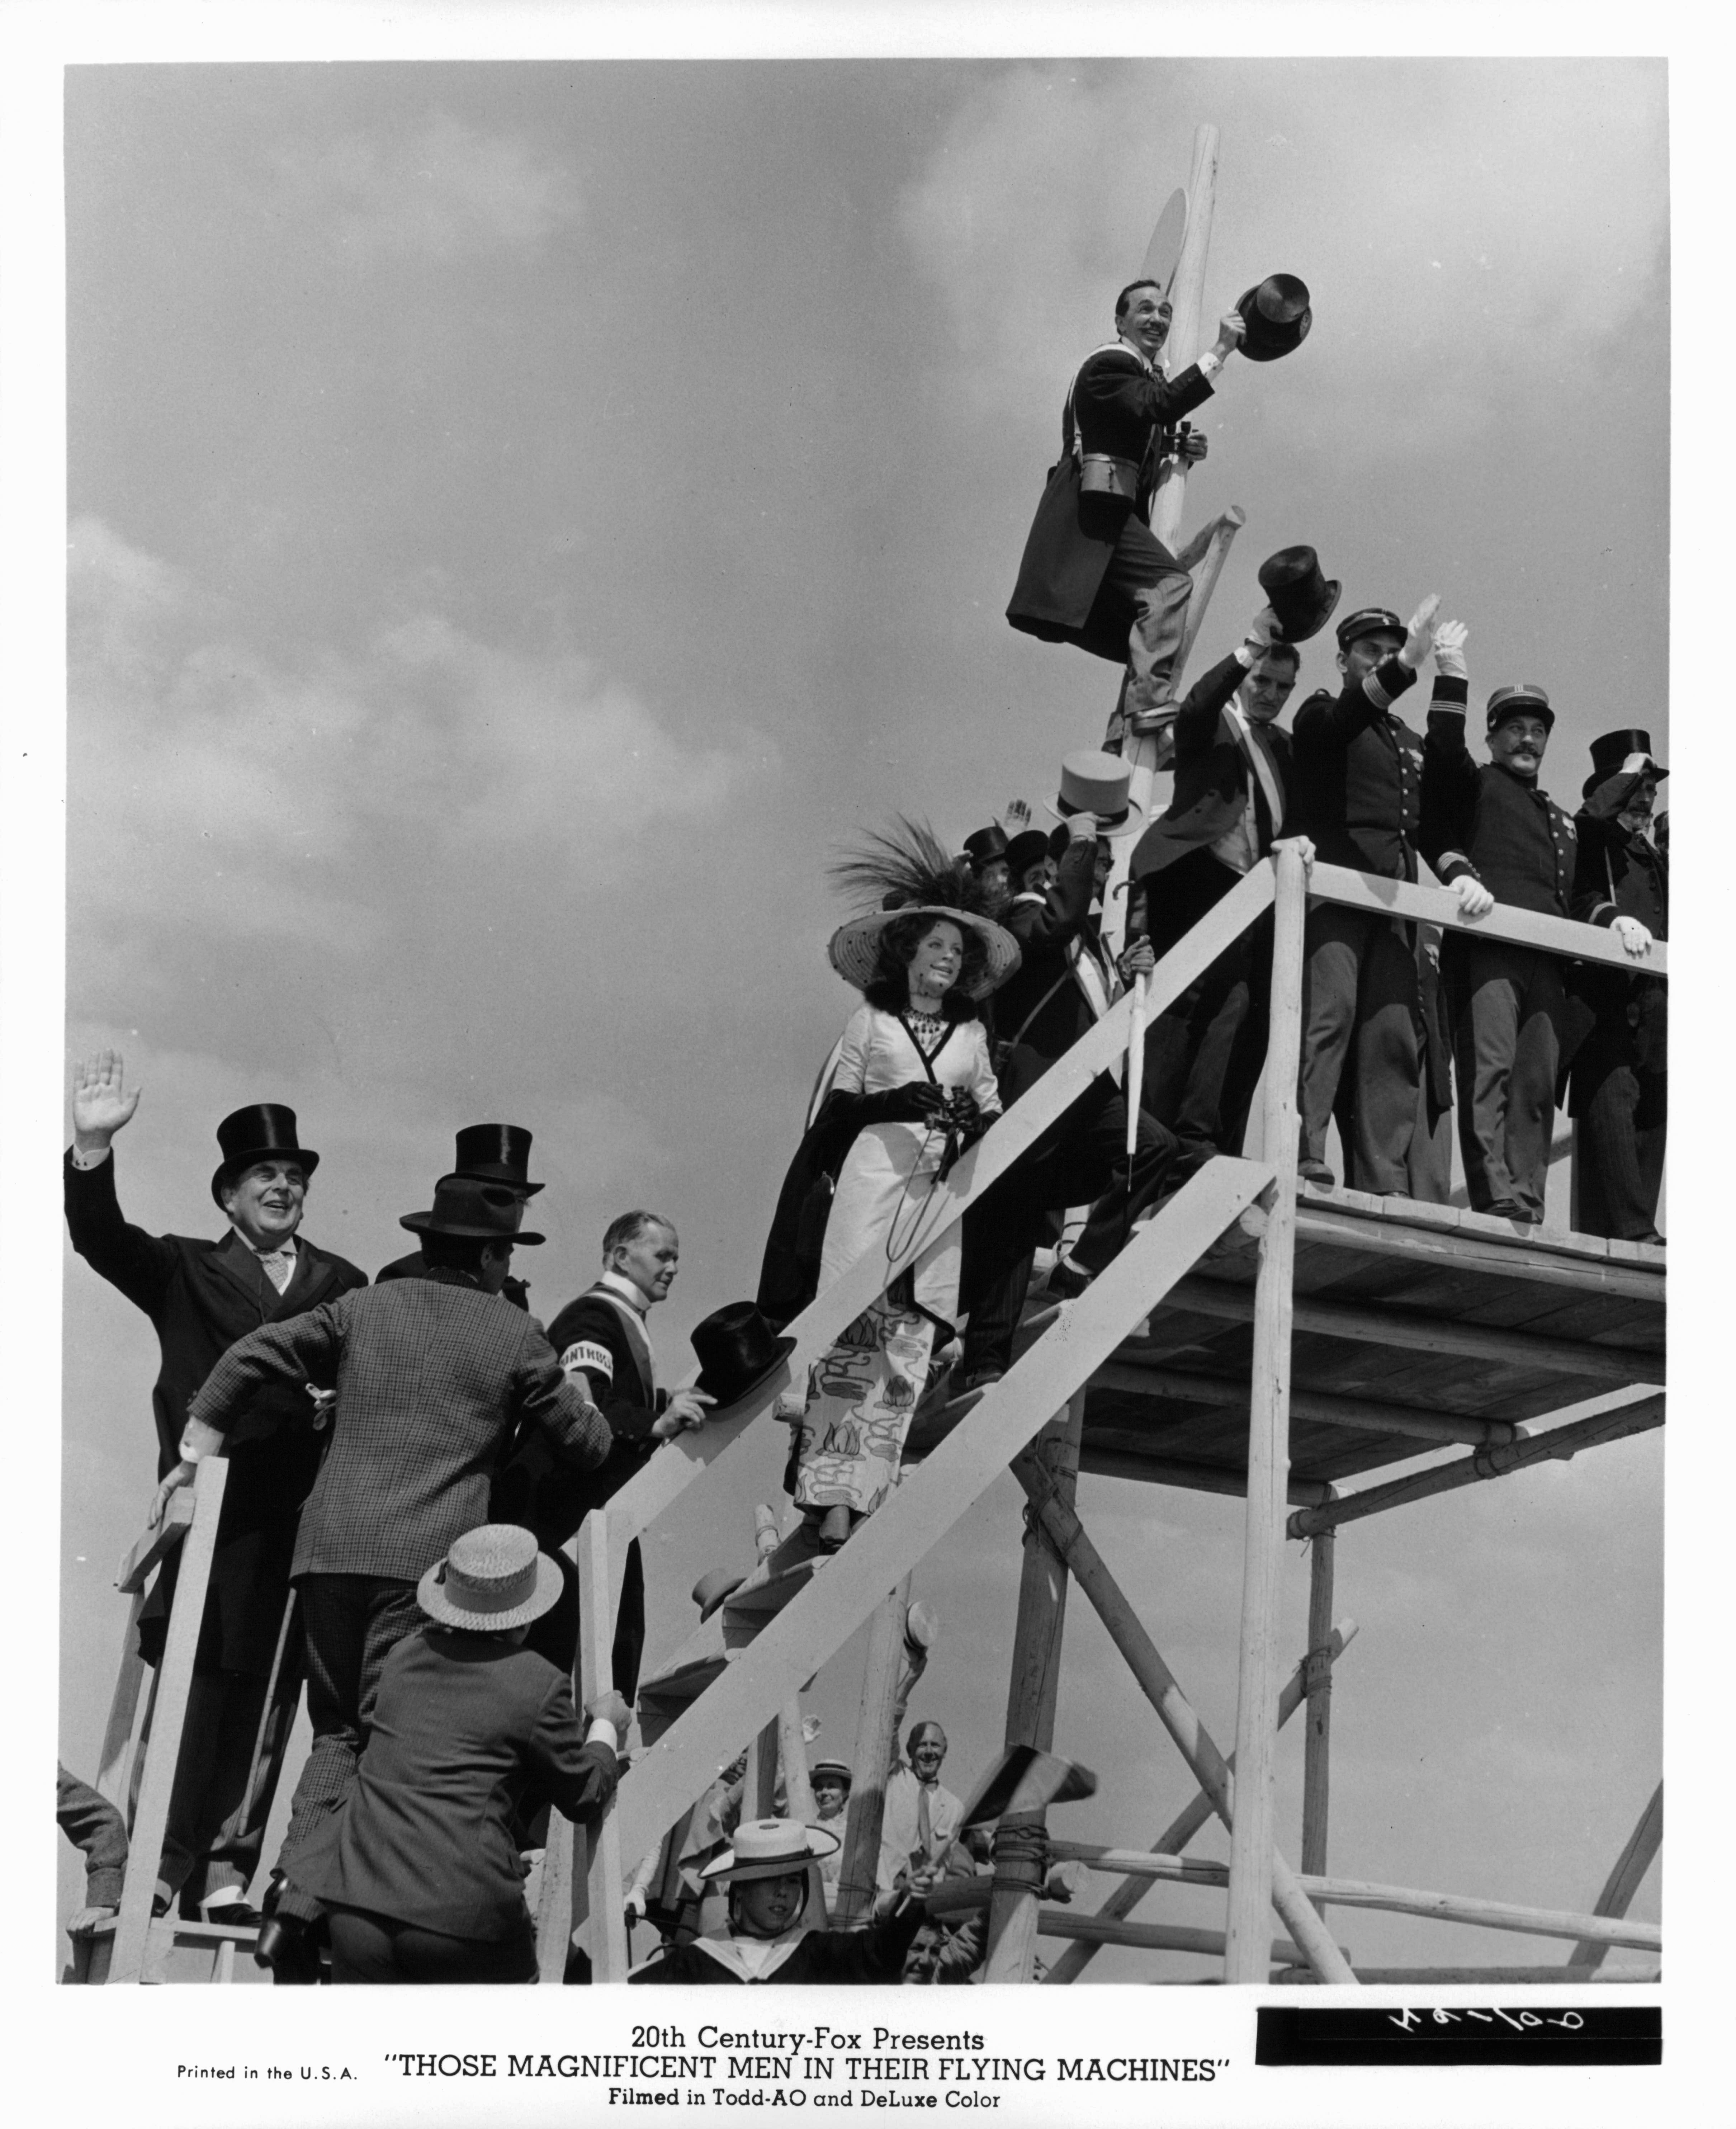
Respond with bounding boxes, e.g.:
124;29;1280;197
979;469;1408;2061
64;1053;368;1928
169;1171;611;1980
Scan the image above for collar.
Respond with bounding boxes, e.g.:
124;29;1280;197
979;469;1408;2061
596;1268;651;1318
1112;332;1158;376
694;1921;810;1983
226;1228;298;1262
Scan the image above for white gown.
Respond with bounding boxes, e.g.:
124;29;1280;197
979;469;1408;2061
794;1005;1001;1518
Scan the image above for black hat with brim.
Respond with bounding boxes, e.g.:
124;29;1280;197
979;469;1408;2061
962;824;1010;869
1258;544;1342;645
1235;274;1312;362
401;1176;545;1245
691;1301;798;1411
209;1102;320;1208
451;1122;543;1196
1585;727;1666;797
1004;828;1051;882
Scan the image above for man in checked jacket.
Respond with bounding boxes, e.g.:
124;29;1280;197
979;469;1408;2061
162;1175;610;1981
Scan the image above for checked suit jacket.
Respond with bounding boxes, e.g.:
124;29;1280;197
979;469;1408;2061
186;1268;611;1585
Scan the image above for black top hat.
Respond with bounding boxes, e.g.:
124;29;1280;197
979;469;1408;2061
691;1302;797;1410
1234;273;1311;362
451;1123;542;1196
1485;683;1555;735
1004;828;1051;883
400;1176;546;1246
962;824;1010;869
1334;606;1404;654
1585;728;1666;797
1258;545;1342;645
209;1103;320;1208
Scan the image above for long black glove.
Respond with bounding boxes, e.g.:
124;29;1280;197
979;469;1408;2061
829;1083;948;1129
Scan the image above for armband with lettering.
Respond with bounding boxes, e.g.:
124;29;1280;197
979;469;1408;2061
559;1340;614;1383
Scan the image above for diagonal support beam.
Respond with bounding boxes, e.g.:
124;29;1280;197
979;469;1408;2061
1043;1619;1358;1985
613;1157;1272;1869
1570;1781;1662;1970
1012;1467;1354;1984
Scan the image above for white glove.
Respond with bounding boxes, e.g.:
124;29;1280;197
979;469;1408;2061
1397;594;1442;670
1452;874;1495;918
1611;915;1652;958
1431;619;1468;681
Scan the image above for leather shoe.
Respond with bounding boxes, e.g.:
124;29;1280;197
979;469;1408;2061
1296;1159;1335;1189
254;1913;323;1985
818;1505;853;1552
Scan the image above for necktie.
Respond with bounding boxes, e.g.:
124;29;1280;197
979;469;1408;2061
255;1248;294;1296
917;1783;934;1860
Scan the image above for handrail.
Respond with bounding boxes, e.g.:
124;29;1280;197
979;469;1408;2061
599;859;1279;1547
1307;861;1668;977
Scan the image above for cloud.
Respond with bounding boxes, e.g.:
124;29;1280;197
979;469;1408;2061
900;60;1668;450
269;111;583;259
67;515;757;952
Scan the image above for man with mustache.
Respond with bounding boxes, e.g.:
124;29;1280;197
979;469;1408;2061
1421;653;1579;1222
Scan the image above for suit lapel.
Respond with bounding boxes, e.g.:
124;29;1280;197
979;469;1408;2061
208;1230;270;1315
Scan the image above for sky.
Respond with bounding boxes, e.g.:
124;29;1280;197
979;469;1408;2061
51;51;1672;1989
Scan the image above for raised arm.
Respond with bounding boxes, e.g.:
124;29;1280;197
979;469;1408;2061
1292;595;1437;748
1418;619;1495;918
64;1050;175;1313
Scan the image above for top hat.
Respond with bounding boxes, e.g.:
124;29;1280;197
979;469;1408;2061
1258;545;1342;645
209;1103;320;1208
1584;727;1667;798
700;1817;841;1884
1048;751;1148;838
400;1175;546;1246
692;1568;746;1621
416;1523;564;1632
959;1743;1098;1829
1234;273;1312;362
810;1759;853;1790
1334;606;1405;655
690;1302;798;1411
1003;827;1052;884
962;823;1010;869
827;905;1021;1001
1485;683;1555;735
451;1123;543;1196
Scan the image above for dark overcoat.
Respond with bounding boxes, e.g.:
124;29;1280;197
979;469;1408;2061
1289;655;1425;880
64;1150;367;1670
1565;774;1669;1116
1006;345;1215;649
992;836;1111;1097
292;1625;617;1941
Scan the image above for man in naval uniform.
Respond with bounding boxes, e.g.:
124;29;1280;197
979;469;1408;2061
505;1212;712;1697
1421;661;1580;1223
1007;281;1246;751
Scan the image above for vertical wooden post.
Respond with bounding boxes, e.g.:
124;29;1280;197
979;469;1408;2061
983;1388;1087;1982
1108;123;1222;956
109;1457;229;1985
547;1505;629;1982
746;1719;781;1819
1224;840;1307;1981
1300;1531;1335;1877
778;1703;817;1824
832;1577;912;1924
96;1592;151;1816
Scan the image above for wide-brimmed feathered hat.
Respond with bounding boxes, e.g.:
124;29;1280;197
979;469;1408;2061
825;817;1020;1000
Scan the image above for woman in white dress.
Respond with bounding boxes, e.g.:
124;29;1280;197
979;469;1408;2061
789;831;1019;1549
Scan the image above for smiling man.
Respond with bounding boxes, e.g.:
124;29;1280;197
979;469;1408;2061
1007;278;1246;751
1422;664;1579;1223
63;1054;367;1926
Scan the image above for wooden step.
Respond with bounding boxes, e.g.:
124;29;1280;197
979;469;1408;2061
721;1556;823;1621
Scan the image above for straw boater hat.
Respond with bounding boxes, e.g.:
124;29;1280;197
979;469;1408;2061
700;1817;841;1884
1042;751;1148;839
810;1759;852;1791
417;1523;564;1632
826;817;1020;1000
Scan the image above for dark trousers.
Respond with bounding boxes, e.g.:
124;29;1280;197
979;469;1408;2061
327;1904;537;1984
1298;901;1421;1192
1576;1065;1667;1240
274;1574;424;1925
159;1639;303;1908
960;1080;1178;1378
1446;939;1568;1220
1140;850;1272;1175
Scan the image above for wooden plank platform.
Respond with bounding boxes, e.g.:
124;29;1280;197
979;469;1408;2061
1078;1189;1664;1490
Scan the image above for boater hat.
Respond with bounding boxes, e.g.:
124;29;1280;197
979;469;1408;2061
689;1302;797;1411
400;1175;546;1246
828;906;1020;1000
417;1523;564;1631
700;1817;841;1884
1258;545;1342;645
1584;727;1667;798
1234;273;1312;362
1485;684;1555;735
1334;606;1404;654
810;1759;853;1791
209;1103;320;1208
451;1123;543;1196
1046;750;1148;837
962;823;1010;869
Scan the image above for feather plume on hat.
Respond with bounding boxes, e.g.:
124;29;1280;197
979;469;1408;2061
825;816;1020;999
